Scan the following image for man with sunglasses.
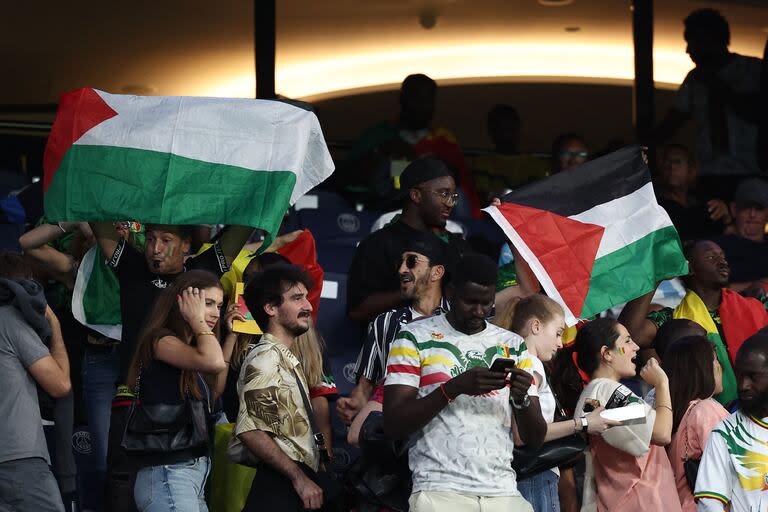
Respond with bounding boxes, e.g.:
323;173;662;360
347;158;470;325
338;234;449;424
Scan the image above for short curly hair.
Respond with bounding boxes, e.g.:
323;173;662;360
684;9;730;46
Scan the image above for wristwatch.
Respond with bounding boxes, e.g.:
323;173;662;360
580;415;589;433
510;393;531;410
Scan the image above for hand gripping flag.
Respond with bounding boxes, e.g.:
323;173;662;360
43;88;335;246
484;145;688;326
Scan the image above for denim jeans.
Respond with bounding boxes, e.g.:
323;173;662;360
517;470;560;512
134;456;210;512
79;345;120;511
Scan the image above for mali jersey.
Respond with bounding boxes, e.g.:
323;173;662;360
695;411;768;511
384;314;537;496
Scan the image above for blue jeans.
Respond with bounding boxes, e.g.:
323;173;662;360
134;456;210;512
517;470;560;512
80;345;120;511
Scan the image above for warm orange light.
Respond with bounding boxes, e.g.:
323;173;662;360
209;42;695;100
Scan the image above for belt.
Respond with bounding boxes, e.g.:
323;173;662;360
86;333;120;347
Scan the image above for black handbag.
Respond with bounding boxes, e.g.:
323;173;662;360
684;457;701;491
512;377;588;480
346;412;411;512
121;367;210;453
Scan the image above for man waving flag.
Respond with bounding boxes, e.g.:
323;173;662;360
484;145;688;325
43;88;334;246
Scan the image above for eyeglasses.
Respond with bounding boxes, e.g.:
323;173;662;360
558;151;588;159
422;189;459;206
400;254;429;269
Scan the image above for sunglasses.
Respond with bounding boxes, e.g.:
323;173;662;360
400;254;429;269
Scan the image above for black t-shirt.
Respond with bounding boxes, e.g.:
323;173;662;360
108;239;228;382
346;220;470;316
658;196;724;242
131;356;211;467
712;234;768;283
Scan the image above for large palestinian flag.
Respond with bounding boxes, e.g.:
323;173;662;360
484;145;687;325
43;88;334;245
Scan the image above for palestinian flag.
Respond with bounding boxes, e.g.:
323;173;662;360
484;145;687;325
43;88;334;245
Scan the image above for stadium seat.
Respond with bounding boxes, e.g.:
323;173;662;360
316;272;362;395
315;271;362;473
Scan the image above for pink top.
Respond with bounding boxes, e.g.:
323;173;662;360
590;436;681;512
667;398;729;511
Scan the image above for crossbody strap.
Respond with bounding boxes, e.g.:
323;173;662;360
291;367;329;462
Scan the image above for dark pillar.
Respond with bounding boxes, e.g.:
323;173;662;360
632;0;654;146
255;0;276;99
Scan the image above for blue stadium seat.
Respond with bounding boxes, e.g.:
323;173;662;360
316;272;363;395
0;223;22;251
288;208;378;274
315;271;363;473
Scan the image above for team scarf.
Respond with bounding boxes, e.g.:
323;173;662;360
673;289;768;406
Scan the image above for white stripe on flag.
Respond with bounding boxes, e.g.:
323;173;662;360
71;247;122;340
484;205;579;326
75;91;334;205
569;182;674;258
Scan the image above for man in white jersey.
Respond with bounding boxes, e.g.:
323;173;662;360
695;330;768;511
384;253;545;512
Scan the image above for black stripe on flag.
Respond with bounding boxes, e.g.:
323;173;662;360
500;145;651;218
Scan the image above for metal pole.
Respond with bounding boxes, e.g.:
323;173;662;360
632;0;654;145
255;0;276;99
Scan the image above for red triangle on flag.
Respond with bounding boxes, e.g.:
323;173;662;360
43;88;117;192
497;202;604;318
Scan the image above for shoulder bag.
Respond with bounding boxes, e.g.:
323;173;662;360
121;366;210;453
512;377;588;480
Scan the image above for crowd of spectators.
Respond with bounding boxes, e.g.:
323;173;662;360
0;6;767;512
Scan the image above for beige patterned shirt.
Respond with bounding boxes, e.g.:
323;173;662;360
234;333;319;471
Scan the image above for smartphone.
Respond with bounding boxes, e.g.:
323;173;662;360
489;357;517;372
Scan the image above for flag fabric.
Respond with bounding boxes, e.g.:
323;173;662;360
43;88;334;246
71;223;145;340
72;245;123;340
674;289;768;405
484;145;688;326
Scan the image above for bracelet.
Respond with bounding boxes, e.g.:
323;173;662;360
57;222;67;233
657;404;673;413
195;330;215;337
439;383;454;404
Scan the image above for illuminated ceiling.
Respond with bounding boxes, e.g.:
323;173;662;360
1;0;766;105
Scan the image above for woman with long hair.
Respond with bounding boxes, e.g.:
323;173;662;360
126;270;227;512
662;335;728;511
571;317;680;512
494;296;618;512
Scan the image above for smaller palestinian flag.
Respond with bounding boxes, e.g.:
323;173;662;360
485;145;688;325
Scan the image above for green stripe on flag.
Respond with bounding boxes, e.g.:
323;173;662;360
581;226;687;318
45;145;296;240
706;332;738;406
